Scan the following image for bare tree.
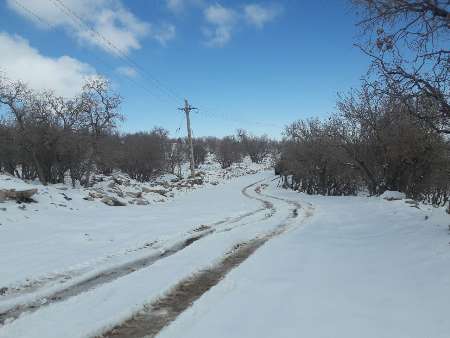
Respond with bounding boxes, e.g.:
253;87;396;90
353;0;449;133
0;77;56;184
167;138;186;177
0;117;21;177
0;75;123;186
216;136;242;169
236;129;270;163
118;128;170;182
334;83;449;199
281;119;360;195
80;77;122;186
279;82;449;204
193;139;208;168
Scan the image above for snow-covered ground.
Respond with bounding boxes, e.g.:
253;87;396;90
0;169;298;337
158;183;450;338
0;157;271;299
1;165;449;338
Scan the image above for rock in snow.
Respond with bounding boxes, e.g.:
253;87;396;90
101;196;127;206
0;188;38;203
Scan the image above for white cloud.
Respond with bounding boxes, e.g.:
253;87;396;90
204;4;236;26
152;23;176;45
80;7;150;54
203;4;237;47
116;66;137;78
244;3;282;28
165;0;204;13
202;3;283;47
166;0;185;13
6;0;175;55
0;32;95;97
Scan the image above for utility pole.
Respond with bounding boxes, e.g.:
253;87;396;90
178;99;197;178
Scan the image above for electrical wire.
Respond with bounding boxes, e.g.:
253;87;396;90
11;0;55;28
48;0;282;131
11;0;176;104
50;0;184;104
11;0;285;133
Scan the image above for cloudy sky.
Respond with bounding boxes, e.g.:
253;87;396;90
0;0;369;137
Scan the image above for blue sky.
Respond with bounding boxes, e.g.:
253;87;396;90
0;0;370;138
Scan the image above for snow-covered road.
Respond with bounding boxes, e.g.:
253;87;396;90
0;172;304;337
1;172;449;338
158;185;450;338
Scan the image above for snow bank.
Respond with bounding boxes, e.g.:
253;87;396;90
380;190;406;200
0;174;36;191
0;155;272;210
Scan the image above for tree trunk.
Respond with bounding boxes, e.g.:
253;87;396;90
31;151;47;186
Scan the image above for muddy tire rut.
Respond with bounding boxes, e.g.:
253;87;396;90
98;229;284;338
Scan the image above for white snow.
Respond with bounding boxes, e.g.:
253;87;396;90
157;181;450;338
0;177;264;291
1;167;450;338
0;171;296;338
0;157;271;302
380;190;406;200
0;174;38;191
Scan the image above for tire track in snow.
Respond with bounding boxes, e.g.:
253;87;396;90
99;233;277;338
0;179;274;327
256;184;303;218
97;179;310;338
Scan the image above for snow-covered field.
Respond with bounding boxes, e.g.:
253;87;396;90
1;162;449;338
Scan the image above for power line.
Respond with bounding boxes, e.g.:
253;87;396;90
11;0;176;104
196;105;284;129
11;0;55;28
13;0;181;102
12;0;285;132
48;0;281;130
49;0;183;104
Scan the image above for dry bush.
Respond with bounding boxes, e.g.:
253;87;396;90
279;83;450;204
216;136;243;169
236;129;271;163
0;76;122;186
118;128;170;182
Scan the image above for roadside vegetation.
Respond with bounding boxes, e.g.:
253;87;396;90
277;0;449;209
0;75;275;187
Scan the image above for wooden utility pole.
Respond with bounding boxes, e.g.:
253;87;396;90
178;99;197;178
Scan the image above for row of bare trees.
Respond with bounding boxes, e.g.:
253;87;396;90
0;76;184;185
0;75;273;185
211;131;274;169
0;75;122;186
278;84;449;205
277;0;449;206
